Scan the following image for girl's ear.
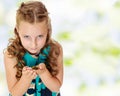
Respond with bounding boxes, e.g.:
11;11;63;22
14;27;19;36
15;26;19;32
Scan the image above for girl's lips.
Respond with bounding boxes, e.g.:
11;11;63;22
31;48;37;50
29;49;40;55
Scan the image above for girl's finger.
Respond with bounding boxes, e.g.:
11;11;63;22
23;66;27;71
26;67;32;70
39;65;42;69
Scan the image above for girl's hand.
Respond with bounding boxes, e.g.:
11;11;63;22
21;66;37;82
36;63;47;75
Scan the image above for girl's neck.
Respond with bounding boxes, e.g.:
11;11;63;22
31;54;38;59
27;51;39;58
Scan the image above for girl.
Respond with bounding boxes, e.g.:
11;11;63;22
4;1;63;96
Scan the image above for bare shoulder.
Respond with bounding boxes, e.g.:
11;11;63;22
4;50;17;66
53;40;63;65
4;49;17;76
4;49;12;58
53;40;63;54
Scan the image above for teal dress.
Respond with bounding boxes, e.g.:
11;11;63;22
9;46;60;96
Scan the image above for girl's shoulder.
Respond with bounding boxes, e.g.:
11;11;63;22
4;49;17;66
4;49;13;58
51;40;62;49
51;40;63;55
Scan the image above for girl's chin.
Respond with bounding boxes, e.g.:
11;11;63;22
28;51;40;55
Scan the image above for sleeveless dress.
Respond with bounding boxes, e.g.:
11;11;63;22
9;46;60;96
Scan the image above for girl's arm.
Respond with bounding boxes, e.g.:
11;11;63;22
4;51;37;96
36;43;63;92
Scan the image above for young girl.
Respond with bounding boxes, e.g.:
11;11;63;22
4;1;63;96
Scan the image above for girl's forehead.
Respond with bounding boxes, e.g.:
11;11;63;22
19;21;47;28
18;21;48;34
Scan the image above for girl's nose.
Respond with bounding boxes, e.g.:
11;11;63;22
31;39;37;48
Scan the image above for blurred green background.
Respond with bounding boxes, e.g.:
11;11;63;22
1;0;120;96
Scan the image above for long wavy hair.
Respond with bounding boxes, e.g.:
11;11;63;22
7;1;60;79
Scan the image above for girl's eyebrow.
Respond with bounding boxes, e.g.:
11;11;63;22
22;33;28;35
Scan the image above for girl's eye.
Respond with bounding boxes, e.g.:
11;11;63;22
38;35;43;38
24;35;29;38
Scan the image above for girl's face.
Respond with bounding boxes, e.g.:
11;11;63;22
18;21;48;55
